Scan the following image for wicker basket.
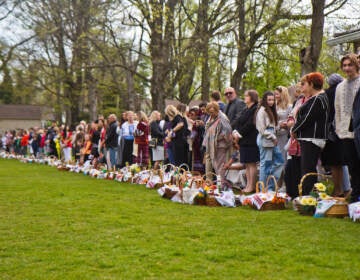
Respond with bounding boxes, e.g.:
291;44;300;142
293;172;338;217
205;195;221;207
325;198;349;218
163;188;179;199
57;165;70;171
293;199;316;216
252;176;285;211
161;164;178;185
154;169;164;189
193;195;207;205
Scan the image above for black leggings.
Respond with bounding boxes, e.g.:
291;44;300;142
342;138;360;202
122;139;134;166
284;156;302;198
300;141;321;195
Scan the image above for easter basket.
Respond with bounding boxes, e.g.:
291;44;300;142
293;172;332;216
146;169;164;189
57;163;70;171
325;199;349;218
293;197;317;216
161;164;178;185
191;173;219;206
204;172;221;207
251;176;286;211
205;195;221;207
163;187;179;199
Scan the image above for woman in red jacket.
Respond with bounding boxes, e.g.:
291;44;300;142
134;111;150;167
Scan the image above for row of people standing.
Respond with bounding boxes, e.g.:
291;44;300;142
284;53;360;203
218;55;360;204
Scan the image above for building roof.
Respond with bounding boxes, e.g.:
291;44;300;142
0;104;43;120
327;29;360;46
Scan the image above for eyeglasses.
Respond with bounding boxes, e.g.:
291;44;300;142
224;92;233;96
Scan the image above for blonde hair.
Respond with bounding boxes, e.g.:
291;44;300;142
137;111;148;122
149;110;160;123
165;105;178;119
275;86;291;110
109;114;117;120
206;101;220;114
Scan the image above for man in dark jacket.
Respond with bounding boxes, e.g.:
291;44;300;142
224;87;246;129
105;114;118;170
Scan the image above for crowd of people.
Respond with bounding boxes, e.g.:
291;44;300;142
1;53;360;203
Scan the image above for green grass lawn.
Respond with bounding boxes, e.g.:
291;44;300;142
1;158;359;280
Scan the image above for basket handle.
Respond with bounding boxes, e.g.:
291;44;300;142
266;175;279;196
298;172;331;196
161;163;177;173
255;181;266;193
178;163;190;171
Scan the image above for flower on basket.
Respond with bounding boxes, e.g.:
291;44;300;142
314;183;326;192
300;196;317;206
271;195;286;205
319;192;330;200
197;191;205;198
129;164;141;175
309;181;332;201
242;197;253;206
193;188;207;205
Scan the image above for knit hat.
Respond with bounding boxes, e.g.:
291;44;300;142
327;73;343;87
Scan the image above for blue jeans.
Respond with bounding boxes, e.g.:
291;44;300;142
108;147;117;169
166;147;175;165
257;134;284;191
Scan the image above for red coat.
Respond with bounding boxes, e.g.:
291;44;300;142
21;134;29;147
134;121;149;145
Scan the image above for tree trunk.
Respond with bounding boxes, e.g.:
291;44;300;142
300;0;325;76
199;0;210;101
126;66;135;111
149;0;176;112
87;72;98;121
231;0;246;92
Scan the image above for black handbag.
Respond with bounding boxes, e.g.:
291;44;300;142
149;138;157;148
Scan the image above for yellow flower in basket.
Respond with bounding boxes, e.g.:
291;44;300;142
300;197;308;205
198;192;204;198
319;192;329;200
314;183;326;192
300;196;317;206
307;197;317;206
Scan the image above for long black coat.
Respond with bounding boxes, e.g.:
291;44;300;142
233;103;258;147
